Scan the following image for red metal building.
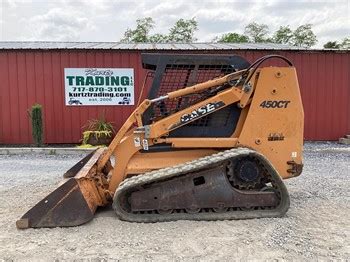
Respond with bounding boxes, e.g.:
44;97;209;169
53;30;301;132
0;42;349;144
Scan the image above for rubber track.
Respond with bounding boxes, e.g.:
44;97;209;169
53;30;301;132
113;147;290;222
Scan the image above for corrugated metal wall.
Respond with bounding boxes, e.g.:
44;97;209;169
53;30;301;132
0;49;349;144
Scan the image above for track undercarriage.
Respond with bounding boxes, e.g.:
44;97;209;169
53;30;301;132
114;148;290;222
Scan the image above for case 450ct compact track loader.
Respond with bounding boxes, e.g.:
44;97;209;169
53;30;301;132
16;54;304;229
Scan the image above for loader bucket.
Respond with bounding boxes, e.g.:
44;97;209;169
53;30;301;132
16;179;94;228
16;148;107;229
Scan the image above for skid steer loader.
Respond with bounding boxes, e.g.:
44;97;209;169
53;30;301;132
16;54;304;229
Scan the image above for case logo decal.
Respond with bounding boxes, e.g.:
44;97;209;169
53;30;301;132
180;101;225;124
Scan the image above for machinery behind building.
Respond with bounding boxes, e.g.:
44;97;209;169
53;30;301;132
16;54;304;229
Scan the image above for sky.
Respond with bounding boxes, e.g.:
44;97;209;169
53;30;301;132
0;0;349;47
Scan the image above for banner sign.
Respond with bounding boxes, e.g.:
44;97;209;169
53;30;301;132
64;68;134;106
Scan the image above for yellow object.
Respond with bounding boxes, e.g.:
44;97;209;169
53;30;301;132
76;144;106;149
16;55;304;229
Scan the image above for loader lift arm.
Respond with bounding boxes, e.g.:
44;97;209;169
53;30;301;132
98;68;253;170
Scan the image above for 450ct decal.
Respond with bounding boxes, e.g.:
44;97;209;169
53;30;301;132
260;100;290;109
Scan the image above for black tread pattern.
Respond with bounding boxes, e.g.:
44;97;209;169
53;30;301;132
113;147;290;222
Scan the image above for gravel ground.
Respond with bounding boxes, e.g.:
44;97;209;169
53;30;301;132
0;142;349;261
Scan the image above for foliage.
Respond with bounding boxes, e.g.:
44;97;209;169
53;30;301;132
273;24;317;47
340;37;350;49
81;117;115;146
119;18;331;48
292;24;317;47
28;104;43;146
121;17;155;43
167;18;198;42
216;32;249;43
216;23;317;47
83;117;115;133
323;37;349;49
273;26;293;44
82;130;112;145
244;22;270;43
323;41;341;49
120;17;198;43
149;33;169;43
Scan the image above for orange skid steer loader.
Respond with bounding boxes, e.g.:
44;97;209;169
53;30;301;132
16;54;304;229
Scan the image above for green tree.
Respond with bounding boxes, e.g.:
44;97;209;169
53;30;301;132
323;41;341;49
244;22;269;43
168;18;198;42
274;26;293;44
148;33;169;43
340;37;350;49
120;17;198;43
216;32;249;43
121;17;155;43
292;24;317;47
